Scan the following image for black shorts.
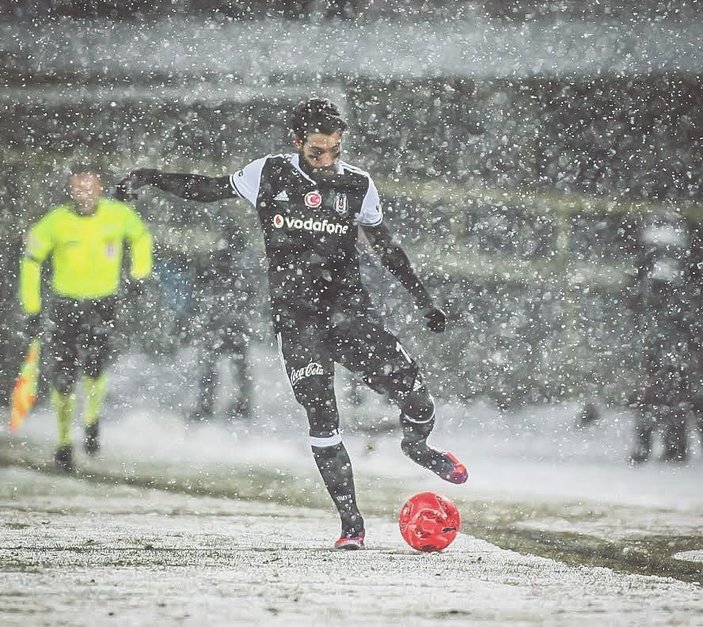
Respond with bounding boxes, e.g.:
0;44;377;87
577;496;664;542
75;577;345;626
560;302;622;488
48;296;117;392
275;309;420;438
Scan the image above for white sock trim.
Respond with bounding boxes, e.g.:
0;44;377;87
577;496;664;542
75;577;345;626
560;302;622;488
401;410;435;425
310;432;343;448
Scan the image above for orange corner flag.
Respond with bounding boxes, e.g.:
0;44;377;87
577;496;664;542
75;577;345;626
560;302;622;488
9;339;41;432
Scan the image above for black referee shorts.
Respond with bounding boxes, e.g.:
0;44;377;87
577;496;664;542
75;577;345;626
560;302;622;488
48;296;117;393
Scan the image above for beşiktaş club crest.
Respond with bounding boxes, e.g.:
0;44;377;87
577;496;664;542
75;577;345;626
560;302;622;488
272;214;349;235
305;191;322;208
334;193;348;216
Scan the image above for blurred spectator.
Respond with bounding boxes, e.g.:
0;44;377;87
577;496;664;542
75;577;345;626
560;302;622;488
576;209;703;463
188;219;255;422
628;209;700;463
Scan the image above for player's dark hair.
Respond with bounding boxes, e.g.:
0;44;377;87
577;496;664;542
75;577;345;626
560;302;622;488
290;98;347;141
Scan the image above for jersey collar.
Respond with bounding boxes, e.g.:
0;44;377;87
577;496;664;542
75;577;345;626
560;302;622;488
69;197;105;217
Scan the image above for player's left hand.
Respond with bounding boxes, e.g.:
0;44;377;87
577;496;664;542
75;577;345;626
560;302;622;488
422;306;447;333
115;169;157;201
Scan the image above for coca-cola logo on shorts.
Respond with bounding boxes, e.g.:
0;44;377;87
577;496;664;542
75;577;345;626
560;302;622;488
290;362;324;385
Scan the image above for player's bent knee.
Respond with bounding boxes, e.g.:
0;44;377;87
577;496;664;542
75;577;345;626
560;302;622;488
400;386;435;425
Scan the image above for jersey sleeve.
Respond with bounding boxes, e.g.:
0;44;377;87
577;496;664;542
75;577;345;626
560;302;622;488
228;156;268;207
357;176;383;227
24;214;54;263
20;214;55;314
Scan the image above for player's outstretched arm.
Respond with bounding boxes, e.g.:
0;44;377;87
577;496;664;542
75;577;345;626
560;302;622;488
362;222;447;332
116;169;237;203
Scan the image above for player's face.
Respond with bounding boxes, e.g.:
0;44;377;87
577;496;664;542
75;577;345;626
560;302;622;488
68;172;102;215
297;132;342;178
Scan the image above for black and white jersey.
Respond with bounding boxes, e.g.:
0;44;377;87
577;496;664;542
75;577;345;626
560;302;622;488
228;153;382;321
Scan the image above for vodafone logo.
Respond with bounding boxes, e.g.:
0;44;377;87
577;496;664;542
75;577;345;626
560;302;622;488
305;191;322;208
272;214;349;235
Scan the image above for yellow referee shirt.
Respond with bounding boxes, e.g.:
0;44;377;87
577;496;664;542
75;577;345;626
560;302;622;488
20;198;153;314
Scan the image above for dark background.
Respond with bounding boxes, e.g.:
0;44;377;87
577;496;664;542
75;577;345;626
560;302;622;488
1;0;702;409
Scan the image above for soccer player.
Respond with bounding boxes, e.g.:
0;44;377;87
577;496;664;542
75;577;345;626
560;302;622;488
117;97;467;549
20;163;153;472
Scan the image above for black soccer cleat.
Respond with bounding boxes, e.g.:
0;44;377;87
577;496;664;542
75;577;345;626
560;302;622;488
54;445;74;473
659;448;687;463
187;407;213;423
84;422;100;455
577;401;600;427
628;445;650;465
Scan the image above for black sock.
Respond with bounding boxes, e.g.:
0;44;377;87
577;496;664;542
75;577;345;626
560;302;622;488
312;443;364;535
401;437;445;468
400;413;435;441
399;416;460;477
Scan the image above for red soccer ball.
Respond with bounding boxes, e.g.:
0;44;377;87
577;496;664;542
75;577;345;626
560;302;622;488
398;492;461;552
